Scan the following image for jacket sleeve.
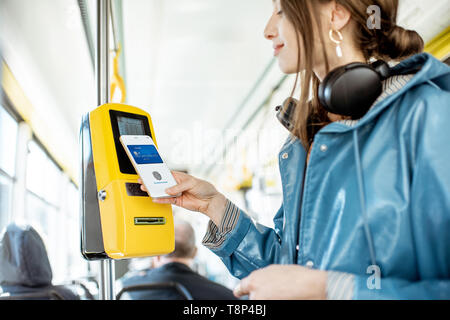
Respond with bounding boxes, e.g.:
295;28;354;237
202;200;285;279
353;83;450;300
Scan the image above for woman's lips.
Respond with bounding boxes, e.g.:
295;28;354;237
274;44;284;56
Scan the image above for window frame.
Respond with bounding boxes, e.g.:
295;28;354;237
0;101;19;231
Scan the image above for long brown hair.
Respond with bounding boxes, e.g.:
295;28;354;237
280;0;424;150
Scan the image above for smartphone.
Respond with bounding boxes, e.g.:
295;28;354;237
120;135;179;199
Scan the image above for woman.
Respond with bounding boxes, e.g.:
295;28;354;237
143;0;450;299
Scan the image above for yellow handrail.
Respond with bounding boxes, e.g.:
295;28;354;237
110;44;127;103
425;26;450;61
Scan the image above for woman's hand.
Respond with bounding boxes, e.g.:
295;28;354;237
139;171;227;226
233;265;327;300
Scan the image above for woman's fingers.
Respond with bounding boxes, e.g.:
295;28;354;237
171;171;186;183
152;197;177;205
234;277;251;298
139;172;189;194
233;283;244;298
138;179;148;192
138;172;195;205
165;176;195;195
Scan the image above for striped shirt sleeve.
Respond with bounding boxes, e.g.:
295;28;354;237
202;199;241;249
326;271;355;300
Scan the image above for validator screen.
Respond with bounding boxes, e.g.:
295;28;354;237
117;116;146;136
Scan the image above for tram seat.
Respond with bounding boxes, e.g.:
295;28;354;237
0;223;79;300
116;282;194;300
0;289;65;300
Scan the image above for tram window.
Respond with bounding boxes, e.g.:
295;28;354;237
24;192;54;239
0;104;18;232
0;105;18;177
64;182;89;280
0;174;12;232
26;140;62;206
25;140;67;280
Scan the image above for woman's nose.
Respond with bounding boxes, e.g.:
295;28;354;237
264;16;277;40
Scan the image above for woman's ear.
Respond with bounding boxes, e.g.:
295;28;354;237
330;1;352;31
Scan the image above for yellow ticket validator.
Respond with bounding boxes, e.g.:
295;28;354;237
80;103;175;260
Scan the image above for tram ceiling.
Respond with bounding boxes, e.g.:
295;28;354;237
0;0;448;177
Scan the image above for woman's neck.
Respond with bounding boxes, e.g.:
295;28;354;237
314;48;366;122
314;49;366;82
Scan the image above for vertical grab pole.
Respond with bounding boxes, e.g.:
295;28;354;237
96;0;115;300
97;0;110;106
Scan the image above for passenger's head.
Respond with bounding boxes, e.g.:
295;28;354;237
0;223;53;287
264;0;424;149
153;220;197;267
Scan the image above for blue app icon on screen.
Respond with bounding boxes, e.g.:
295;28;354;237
127;145;163;164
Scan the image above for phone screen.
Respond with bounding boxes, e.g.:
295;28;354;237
120;135;178;199
127;145;163;165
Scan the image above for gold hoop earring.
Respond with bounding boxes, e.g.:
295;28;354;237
329;29;343;58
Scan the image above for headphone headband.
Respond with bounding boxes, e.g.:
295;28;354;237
275;60;396;132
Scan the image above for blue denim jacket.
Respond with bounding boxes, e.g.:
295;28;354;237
207;53;450;299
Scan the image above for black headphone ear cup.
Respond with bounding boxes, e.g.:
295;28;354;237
318;67;345;114
318;63;384;119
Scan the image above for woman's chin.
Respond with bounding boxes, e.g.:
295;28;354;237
278;60;299;75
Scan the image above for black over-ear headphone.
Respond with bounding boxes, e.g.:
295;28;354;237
276;60;393;131
318;60;392;119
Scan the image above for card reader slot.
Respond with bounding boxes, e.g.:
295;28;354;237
134;217;166;225
125;183;149;197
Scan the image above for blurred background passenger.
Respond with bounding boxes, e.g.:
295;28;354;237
118;219;237;300
0;223;79;300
